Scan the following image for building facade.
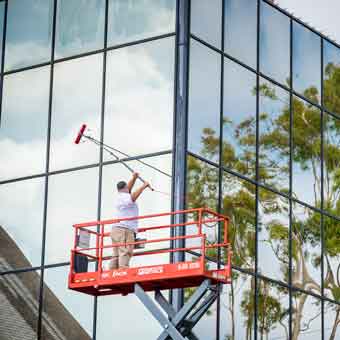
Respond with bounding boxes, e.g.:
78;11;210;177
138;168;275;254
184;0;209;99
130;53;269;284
0;0;339;339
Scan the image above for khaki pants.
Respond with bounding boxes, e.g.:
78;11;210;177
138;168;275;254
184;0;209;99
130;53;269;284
110;227;135;269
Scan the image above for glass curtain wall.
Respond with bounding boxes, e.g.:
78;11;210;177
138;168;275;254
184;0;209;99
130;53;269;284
188;0;340;339
0;0;175;339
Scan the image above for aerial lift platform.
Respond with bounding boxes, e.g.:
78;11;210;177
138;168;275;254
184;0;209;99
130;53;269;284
68;208;232;340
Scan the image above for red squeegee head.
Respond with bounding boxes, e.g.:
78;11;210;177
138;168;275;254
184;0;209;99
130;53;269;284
74;124;87;144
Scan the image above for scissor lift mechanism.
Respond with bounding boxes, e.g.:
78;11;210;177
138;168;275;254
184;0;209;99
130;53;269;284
69;208;232;339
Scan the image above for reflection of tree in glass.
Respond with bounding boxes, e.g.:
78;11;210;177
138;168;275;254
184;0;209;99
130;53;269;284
186;65;340;339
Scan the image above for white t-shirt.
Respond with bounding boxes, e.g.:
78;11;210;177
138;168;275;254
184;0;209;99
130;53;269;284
112;192;139;232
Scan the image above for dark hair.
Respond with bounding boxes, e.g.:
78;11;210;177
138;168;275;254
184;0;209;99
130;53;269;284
117;181;127;191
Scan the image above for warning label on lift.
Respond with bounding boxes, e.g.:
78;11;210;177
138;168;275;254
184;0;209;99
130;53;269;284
137;266;164;276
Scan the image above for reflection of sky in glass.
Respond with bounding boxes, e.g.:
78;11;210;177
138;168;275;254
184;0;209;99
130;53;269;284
55;0;105;59
0;178;44;267
292;203;321;293
223;58;256;179
292;97;321;208
188;40;220;163
108;0;175;46
260;1;290;86
258;189;289;283
293;22;321;103
5;0;53;71
191;0;221;49
49;54;102;171
220;273;254;339
292;292;321;340
43;266;93;337
45;167;99;265
224;0;257;69
104;38;174;160
0;67;50;180
259;78;290;193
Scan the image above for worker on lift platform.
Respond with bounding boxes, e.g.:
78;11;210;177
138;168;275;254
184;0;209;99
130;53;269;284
109;172;150;269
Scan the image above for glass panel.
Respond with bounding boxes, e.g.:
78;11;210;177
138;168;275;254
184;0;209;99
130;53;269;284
97;293;162;339
258;189;289;283
324;40;340;117
107;0;175;46
45;167;99;265
324;301;340;340
292;204;321;295
0;178;44;270
222;171;255;271
104;37;174;160
259;78;290;194
324;215;340;303
101;155;172;269
292;292;321;339
293;22;321;104
188;40;220;163
223;59;256;179
5;0;53;71
257;280;289;340
55;0;105;59
292;97;321;207
49;54;102;171
191;0;222;49
260;1;290;86
220;272;255;340
224;0;257;68
42;266;93;339
0;67;50;180
323;113;340;216
0;271;40;339
186;155;219;211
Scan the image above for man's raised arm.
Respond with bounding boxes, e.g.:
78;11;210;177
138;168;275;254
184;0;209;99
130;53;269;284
131;182;150;202
127;172;139;192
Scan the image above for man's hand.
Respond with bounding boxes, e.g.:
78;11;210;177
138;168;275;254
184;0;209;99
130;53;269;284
143;181;150;189
133;172;139;179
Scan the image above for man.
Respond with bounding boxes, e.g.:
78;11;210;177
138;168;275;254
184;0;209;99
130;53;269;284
110;172;149;269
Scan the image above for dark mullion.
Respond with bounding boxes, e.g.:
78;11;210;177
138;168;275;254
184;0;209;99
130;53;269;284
93;0;109;338
2;32;176;76
216;1;225;339
0;0;7;126
320;37;325;340
37;0;57;338
254;0;261;338
289;16;293;340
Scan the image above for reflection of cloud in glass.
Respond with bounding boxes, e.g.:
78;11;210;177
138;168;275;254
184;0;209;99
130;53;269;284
55;0;105;59
50;54;103;171
260;1;290;85
5;0;53;71
0;66;50;180
224;0;257;69
188;40;220;162
0;178;44;268
104;38;174;160
108;0;175;46
191;0;222;48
